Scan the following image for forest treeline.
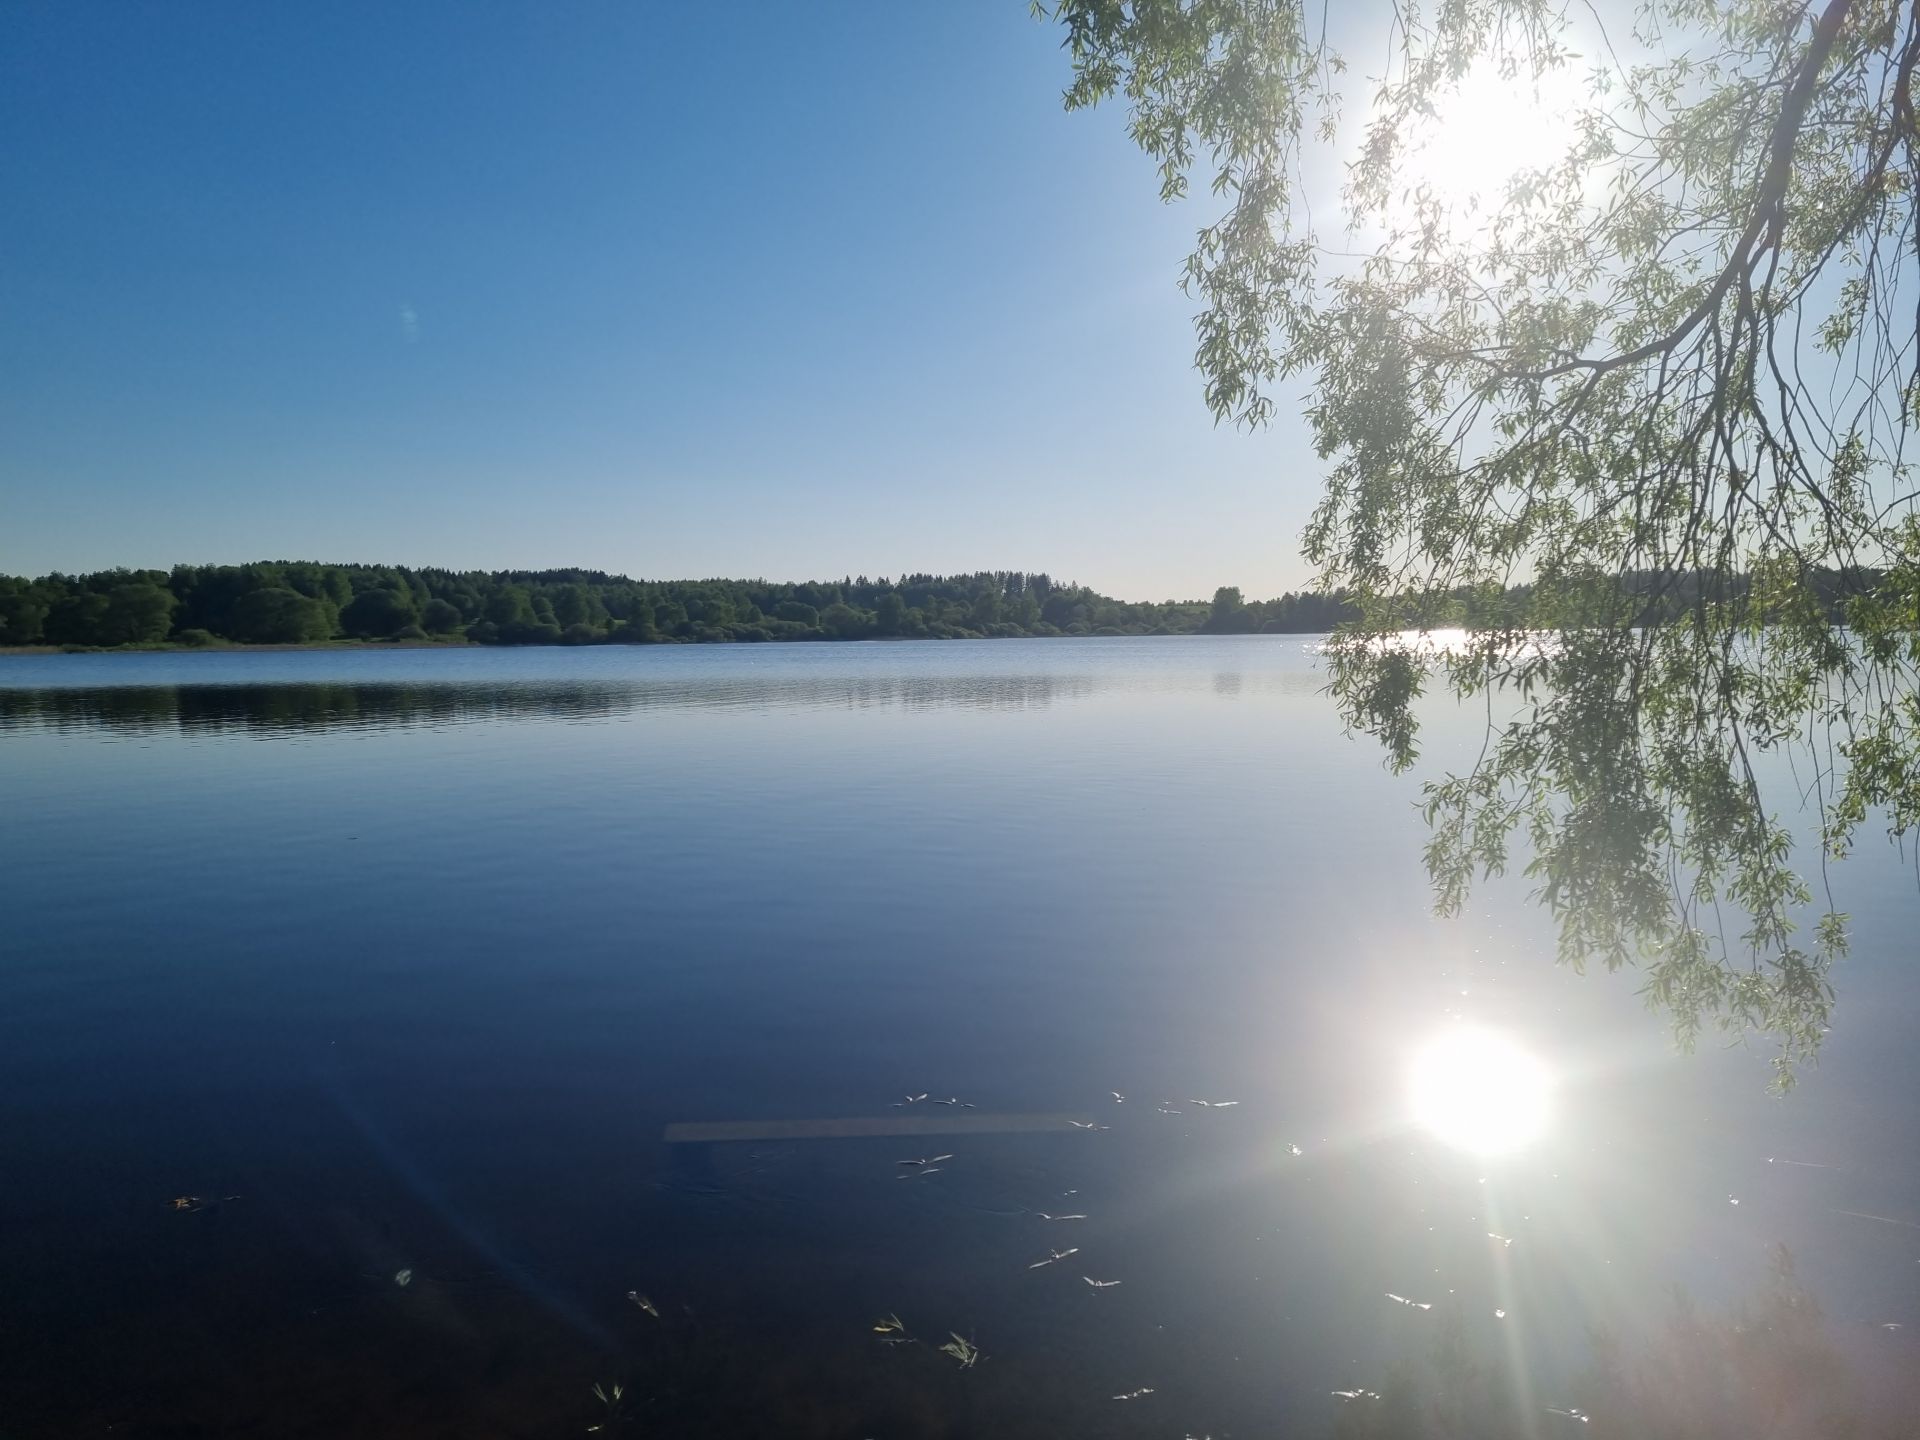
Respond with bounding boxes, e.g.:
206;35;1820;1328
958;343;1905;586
0;562;1359;649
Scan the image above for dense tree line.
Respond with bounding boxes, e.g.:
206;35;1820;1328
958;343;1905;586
0;562;1362;649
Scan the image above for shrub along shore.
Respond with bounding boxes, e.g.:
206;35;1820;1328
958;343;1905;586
0;563;1357;650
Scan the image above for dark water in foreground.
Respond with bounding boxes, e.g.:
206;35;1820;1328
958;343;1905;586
1;639;1915;1438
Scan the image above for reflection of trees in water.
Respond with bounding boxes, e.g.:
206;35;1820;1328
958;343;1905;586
801;674;1099;713
0;674;1106;736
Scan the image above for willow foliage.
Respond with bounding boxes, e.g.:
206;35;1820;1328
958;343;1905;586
1046;0;1920;1082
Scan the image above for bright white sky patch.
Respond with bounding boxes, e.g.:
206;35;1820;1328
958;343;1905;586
1396;55;1586;214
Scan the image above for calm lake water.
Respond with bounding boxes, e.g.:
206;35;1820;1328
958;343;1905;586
2;638;1915;1438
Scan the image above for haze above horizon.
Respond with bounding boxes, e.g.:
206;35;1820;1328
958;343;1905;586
0;3;1319;604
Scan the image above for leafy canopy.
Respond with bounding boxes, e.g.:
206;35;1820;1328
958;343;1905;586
1044;0;1920;1082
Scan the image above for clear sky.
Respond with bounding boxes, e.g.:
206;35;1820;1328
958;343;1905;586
0;3;1324;602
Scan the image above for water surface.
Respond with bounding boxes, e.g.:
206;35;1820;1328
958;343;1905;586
2;639;1914;1436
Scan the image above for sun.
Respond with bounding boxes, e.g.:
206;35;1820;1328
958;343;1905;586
1397;55;1586;212
1409;1027;1552;1156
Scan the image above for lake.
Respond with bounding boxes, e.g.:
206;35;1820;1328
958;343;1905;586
1;638;1914;1437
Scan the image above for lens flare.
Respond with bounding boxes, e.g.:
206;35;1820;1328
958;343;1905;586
1409;1027;1551;1155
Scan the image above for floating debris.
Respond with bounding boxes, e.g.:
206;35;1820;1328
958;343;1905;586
1767;1156;1834;1169
1287;1143;1304;1155
1728;1195;1740;1206
938;1332;982;1368
627;1291;660;1318
1083;1276;1122;1289
1028;1247;1080;1269
1156;1105;1183;1115
1188;1099;1240;1108
1111;1091;1125;1103
1332;1389;1382;1401
1385;1293;1433;1311
930;1097;976;1108
393;1269;414;1288
897;1154;953;1167
1883;1322;1904;1331
1495;1309;1508;1320
168;1195;202;1212
895;1166;943;1180
1068;1121;1109;1131
1112;1387;1155;1400
1037;1212;1087;1221
1488;1232;1515;1248
889;1093;930;1107
872;1313;913;1344
1833;1209;1920;1229
1546;1406;1591;1424
591;1381;624;1416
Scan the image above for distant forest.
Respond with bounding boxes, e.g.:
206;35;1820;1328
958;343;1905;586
0;563;1360;649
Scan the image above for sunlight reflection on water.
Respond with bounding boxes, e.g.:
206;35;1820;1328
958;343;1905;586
0;638;1912;1436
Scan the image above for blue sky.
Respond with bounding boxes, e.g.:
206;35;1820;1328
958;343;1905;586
0;3;1321;601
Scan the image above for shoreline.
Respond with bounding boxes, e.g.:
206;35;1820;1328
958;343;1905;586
0;632;1307;659
0;638;477;657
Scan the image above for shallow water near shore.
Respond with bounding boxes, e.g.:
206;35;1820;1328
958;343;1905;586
2;637;1915;1437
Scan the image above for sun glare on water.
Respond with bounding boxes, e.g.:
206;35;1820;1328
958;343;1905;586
1410;1027;1552;1156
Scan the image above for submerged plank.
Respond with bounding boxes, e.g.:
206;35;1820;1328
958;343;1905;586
662;1112;1093;1144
